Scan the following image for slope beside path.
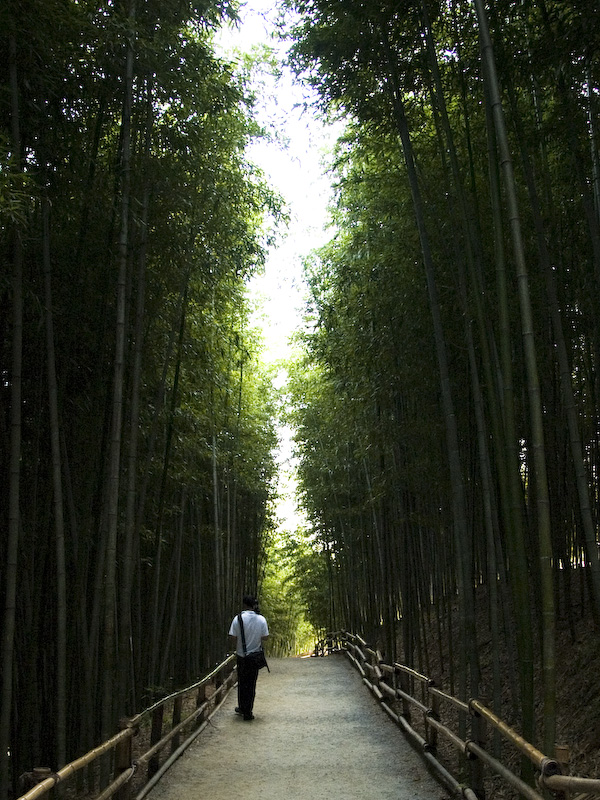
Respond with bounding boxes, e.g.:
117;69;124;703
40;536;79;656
147;654;447;800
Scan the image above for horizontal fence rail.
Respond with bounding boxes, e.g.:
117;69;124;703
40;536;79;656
314;631;600;800
16;655;237;800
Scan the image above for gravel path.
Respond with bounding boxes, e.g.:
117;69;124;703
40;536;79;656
147;654;448;800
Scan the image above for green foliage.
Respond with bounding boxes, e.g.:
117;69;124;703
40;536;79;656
285;0;600;751
260;530;329;655
0;139;31;226
0;0;285;786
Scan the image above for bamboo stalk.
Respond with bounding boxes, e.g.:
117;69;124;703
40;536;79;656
379;681;396;700
466;741;544;800
429;686;469;714
381;702;399;723
395;688;428;715
17;729;134;800
354;646;366;663
425;714;467;755
346;653;366;678
394;663;430;684
469;699;549;769
136;702;208;768
542;774;600;795
95;766;136;800
364;679;383;703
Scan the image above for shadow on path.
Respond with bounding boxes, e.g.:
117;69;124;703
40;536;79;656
148;655;447;800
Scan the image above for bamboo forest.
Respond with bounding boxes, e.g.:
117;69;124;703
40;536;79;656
2;0;600;797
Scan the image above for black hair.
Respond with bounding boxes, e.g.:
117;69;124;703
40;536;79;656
242;594;258;610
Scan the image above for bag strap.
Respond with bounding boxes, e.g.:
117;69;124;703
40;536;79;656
237;613;247;655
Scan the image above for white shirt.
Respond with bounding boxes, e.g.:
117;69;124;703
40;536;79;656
229;609;269;656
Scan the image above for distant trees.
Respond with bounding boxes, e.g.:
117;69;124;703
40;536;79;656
0;0;279;794
260;530;327;656
287;0;600;765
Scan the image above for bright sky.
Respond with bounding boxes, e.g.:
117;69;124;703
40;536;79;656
220;1;337;363
216;0;340;533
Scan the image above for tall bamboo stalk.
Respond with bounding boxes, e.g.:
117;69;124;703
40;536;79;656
102;0;135;740
150;282;189;687
515;99;600;624
42;194;67;768
0;30;23;800
474;0;555;754
381;39;476;702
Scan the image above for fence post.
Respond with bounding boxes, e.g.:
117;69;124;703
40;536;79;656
171;697;183;754
18;767;52;795
372;650;383;697
555;744;570;800
469;703;486;800
196;683;207;718
397;667;411;723
226;657;236;688
148;704;164;779
114;719;133;800
554;743;569;775
425;680;439;754
215;667;224;704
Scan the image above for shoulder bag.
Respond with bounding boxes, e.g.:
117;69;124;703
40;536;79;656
238;613;270;672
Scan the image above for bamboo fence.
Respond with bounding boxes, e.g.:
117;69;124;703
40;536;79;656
314;631;600;800
16;655;237;800
18;636;600;800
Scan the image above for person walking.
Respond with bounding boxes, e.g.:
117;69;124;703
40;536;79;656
228;595;269;721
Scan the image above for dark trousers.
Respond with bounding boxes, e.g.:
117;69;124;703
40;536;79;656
237;655;259;715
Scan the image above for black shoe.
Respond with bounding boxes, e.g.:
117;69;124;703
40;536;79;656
243;713;254;721
235;707;243;715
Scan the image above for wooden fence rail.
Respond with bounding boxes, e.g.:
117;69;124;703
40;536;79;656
16;655;237;800
314;630;600;800
18;637;600;800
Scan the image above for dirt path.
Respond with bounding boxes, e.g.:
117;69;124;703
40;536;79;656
147;655;448;800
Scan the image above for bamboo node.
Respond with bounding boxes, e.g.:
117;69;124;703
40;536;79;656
468;698;482;717
540;756;562;778
464;739;479;760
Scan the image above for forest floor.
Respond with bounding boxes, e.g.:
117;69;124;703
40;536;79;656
415;583;600;795
527;608;600;781
145;656;449;800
